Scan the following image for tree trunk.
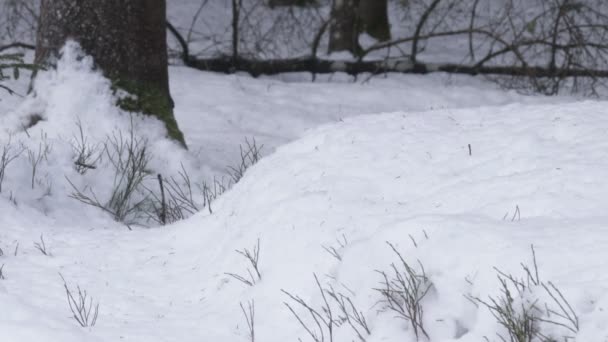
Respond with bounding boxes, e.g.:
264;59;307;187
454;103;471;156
328;0;361;55
358;0;391;42
268;0;316;7
35;0;186;147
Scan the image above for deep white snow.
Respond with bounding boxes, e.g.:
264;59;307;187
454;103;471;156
0;38;607;342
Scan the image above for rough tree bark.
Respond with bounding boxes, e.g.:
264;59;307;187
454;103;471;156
328;0;361;55
268;0;316;7
358;0;391;42
35;0;186;147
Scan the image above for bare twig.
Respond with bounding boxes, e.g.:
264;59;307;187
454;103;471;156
226;239;262;286
322;234;348;261
68;120;151;224
240;300;256;342
33;234;50;256
282;274;335;342
26;131;52;189
0;135;25;193
326;284;370;341
59;274;99;328
227;138;263;184
70;119;101;175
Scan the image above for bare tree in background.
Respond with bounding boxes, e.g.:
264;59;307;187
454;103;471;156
328;0;361;54
0;0;39;43
35;0;186;147
327;0;391;54
3;0;608;95
358;0;391;42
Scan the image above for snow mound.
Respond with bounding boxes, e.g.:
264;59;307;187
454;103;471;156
2;49;607;341
172;101;608;341
0;41;199;226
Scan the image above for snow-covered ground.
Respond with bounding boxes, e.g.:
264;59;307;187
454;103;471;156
1;39;608;342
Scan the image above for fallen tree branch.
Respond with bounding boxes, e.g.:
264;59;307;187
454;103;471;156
184;56;608;79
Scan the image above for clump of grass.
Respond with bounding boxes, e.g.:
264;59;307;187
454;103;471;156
467;246;579;342
375;242;433;340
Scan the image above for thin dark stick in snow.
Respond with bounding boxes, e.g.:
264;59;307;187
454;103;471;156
157;174;167;225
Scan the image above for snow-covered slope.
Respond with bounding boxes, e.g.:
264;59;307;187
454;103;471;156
3;91;608;341
1;2;607;341
165;101;608;342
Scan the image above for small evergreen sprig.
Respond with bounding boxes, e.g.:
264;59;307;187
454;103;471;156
0;52;35;96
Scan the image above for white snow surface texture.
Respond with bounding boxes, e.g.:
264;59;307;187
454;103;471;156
0;45;607;342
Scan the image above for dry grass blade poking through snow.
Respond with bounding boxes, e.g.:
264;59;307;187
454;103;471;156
199;176;228;215
71;119;102;175
467;246;579;342
282;274;336;342
33;234;50;256
322;234;348;261
0;135;24;193
227;138;263;184
60;274;100;328
325;284;370;341
26;131;52;190
375;242;433;341
226;239;262;286
240;300;255;342
282;274;370;342
199;137;263;215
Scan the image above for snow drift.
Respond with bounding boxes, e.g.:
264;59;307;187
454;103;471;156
1;41;607;342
